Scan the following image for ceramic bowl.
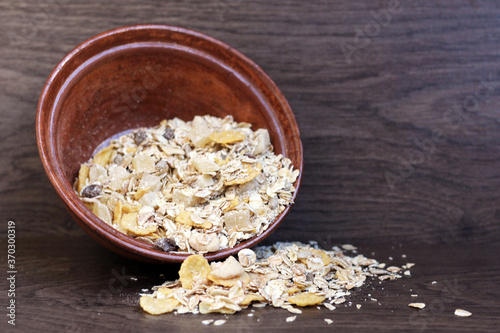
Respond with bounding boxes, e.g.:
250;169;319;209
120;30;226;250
36;25;303;263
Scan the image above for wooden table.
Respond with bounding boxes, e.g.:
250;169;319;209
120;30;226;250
1;1;499;332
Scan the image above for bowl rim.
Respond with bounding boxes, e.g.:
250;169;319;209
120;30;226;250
36;24;303;263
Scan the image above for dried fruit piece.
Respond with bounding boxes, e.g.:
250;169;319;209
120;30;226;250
154;238;179;252
209;130;245;144
188;116;213;147
140;296;179;315
171;189;201;207
132;152;155;173
288;293;325;307
210;256;244;279
81;184;102;198
134;130;147;145
163;127;175;140
192;157;219;173
224;210;252;232
194;174;214;188
252;129;271;155
179;254;211;289
113;153;123;164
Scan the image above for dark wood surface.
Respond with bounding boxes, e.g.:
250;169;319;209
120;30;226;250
1;0;500;332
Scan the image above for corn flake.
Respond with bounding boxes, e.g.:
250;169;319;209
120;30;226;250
140;296;179;315
93;146;114;167
77;164;89;193
179;255;211;289
240;294;266;307
120;212;158;236
288;293;325;307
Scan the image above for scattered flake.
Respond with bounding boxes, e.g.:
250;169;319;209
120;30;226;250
342;244;357;251
324;303;336;311
386;266;400;273
432;281;437;284
401;254;407;258
139;242;411;319
76;116;299;254
140;296;179;315
411;294;418;297
202;319;213;325
406;263;415;269
370;298;377;302
324;319;333;325
286;307;303;314
289;293;325;307
454;309;472;317
179;255;211;289
404;271;411;277
213;319;226;326
252;303;266;308
409;303;426;309
286;316;297;323
248;313;253;317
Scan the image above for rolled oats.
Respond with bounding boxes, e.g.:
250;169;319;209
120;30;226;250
139;241;412;318
408;303;426;309
76;116;299;253
454;309;472;317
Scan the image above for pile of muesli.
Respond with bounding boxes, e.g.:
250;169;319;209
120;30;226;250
139;241;414;317
75;115;299;253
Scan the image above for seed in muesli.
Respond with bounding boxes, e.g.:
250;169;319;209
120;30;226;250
75;116;299;254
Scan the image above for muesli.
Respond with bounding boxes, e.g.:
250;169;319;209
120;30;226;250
75;115;299;253
139;241;411;316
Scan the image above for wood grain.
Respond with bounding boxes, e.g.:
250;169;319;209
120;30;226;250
1;0;500;331
2;237;500;332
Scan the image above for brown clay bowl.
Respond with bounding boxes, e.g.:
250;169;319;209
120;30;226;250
36;25;303;264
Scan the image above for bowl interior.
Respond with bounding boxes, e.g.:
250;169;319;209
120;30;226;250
38;25;302;263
